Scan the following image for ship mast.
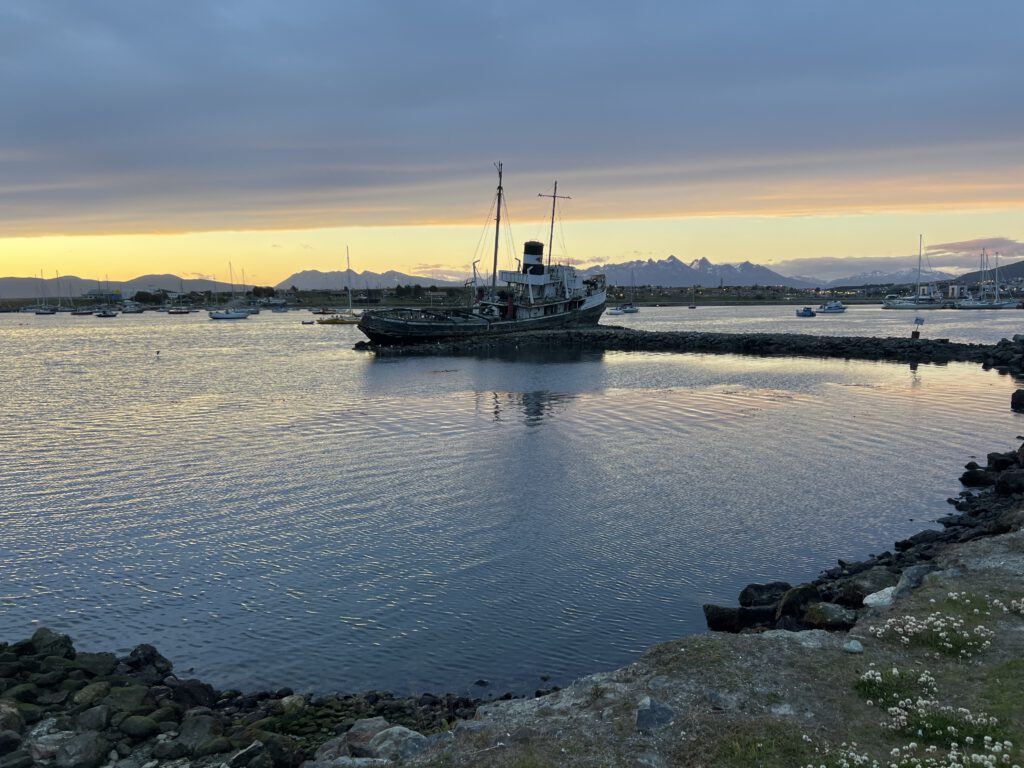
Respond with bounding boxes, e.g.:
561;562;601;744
491;162;503;294
539;181;571;268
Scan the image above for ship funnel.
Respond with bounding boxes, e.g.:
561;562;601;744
522;241;544;275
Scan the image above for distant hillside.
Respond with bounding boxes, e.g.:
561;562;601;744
0;274;237;299
275;269;462;291
823;266;957;288
581;255;813;288
954;258;1024;284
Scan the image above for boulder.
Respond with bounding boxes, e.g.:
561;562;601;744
0;705;24;734
74;705;110;732
118;715;160;741
28;629;75;660
995;469;1024;495
366;725;427;761
343;716;391;758
893;563;936;599
863;586;897;608
801;602;858;631
71;683;110;709
986;451;1018;471
169;678;218;709
101;685;155;716
177;713;224;750
119;644;172;684
821;566;898;607
633;696;676;733
702;604;776;632
960;468;996;487
71;654;117;678
54;732;107;768
0;731;22;756
738;581;791;607
774;584;821;620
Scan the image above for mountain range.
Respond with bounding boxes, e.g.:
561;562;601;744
0;259;985;299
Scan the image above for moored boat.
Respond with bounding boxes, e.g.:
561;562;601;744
817;300;846;313
795;306;816;317
357;166;606;345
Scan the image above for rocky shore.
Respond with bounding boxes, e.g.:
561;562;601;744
5;441;1023;768
356;327;1024;378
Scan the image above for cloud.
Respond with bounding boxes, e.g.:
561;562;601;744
1;1;1022;239
928;237;1024;259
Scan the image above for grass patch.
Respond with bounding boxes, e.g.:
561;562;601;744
670;717;816;768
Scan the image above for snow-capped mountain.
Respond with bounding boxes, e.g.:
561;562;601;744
580;255;813;288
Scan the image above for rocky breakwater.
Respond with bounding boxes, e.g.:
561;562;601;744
702;442;1024;636
356;327;991;367
0;633;487;768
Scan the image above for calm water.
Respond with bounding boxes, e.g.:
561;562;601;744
1;307;1022;696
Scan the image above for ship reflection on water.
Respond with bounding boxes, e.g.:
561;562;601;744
479;389;576;426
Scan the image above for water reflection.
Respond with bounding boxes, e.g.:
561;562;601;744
476;390;576;426
429;346;605;365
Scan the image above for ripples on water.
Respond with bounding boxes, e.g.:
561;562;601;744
0;310;1021;694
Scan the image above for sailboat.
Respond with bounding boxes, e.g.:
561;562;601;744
317;248;362;324
955;250;1017;309
882;236;945;309
209;265;249;319
617;269;640;313
34;271;56;314
357;165;606;344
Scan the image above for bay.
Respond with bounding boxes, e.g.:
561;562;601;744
0;306;1021;695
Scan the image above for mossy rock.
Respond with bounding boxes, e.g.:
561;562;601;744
0;685;37;704
194;735;233;757
118;715;161;741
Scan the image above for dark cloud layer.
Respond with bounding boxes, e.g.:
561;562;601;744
2;1;1022;236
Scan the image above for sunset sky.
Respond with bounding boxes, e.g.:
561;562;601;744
2;1;1022;285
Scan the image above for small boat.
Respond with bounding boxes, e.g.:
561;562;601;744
357;166;606;345
795;306;816;317
607;306;624;316
209;309;250;320
94;308;119;318
817;300;846;314
613;302;639;314
167;307;190;315
301;319;316;325
316;313;361;325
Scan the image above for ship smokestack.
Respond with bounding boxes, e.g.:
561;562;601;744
522;241;544;275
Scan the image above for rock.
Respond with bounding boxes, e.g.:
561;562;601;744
343;716;391;757
843;640;864;654
29;629;75;660
119;645;172;685
118;715;160;741
634;695;676;733
0;705;24;734
702;604;776;632
54;732;107;768
987;451;1018;471
995;469;1024;495
75;705;110;732
0;750;32;768
366;725;427;760
169;678;217;709
863;586;897;608
71;654;117;678
774;584;821;620
177;713;223;749
0;731;22;756
279;694;306;714
822;567;899;608
29;731;74;762
228;740;264;767
0;685;36;704
195;735;233;757
738;581;791;607
801;602;858;631
960;468;997;487
72;682;110;708
152;739;190;760
101;686;155;716
893;563;937;599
